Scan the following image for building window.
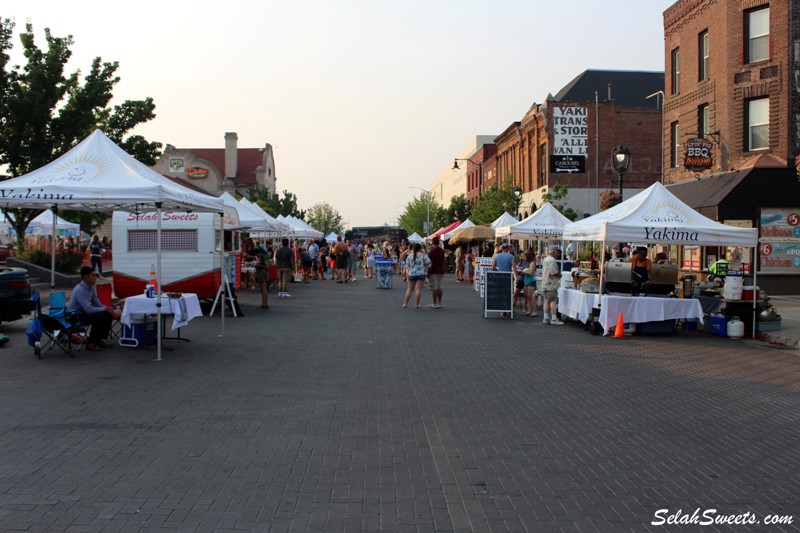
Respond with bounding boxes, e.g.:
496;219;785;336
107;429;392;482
538;144;546;188
698;104;709;137
671;48;680;95
745;6;769;63
747;97;769;151
670;121;680;168
698;30;709;81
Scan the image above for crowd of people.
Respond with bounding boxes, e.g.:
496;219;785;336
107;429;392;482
235;234;572;322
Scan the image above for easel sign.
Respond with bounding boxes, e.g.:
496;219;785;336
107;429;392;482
477;258;493;296
484;271;514;318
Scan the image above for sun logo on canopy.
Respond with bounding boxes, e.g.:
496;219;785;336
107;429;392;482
644;201;694;224
52;155;109;184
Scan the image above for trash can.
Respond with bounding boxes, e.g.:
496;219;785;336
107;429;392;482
375;260;393;289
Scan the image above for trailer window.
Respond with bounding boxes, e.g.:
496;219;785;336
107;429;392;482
128;229;198;252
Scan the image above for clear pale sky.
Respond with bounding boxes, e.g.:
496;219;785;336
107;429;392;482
3;0;675;228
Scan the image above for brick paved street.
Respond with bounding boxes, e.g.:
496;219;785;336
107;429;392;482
0;276;799;532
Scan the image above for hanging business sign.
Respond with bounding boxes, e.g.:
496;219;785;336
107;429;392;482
186;167;208;179
683;138;713;171
550;155;586;173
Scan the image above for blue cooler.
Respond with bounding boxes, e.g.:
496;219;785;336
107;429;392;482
710;314;727;337
119;317;156;347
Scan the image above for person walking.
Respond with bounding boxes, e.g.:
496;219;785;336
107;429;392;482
427;236;445;308
253;245;271;308
520;251;538;317
307;239;319;280
402;243;431;309
275;238;294;298
541;245;564;325
87;234;104;278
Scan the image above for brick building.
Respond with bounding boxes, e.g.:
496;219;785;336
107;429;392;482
662;0;800;293
491;70;665;219
152;132;277;198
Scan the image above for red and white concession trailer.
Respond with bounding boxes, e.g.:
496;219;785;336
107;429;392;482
112;210;242;299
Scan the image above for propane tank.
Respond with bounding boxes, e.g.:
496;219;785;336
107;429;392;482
727;316;745;339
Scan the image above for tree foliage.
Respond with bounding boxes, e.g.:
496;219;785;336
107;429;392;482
446;194;470;223
248;187;305;219
469;181;519;225
541;183;578;221
0;19;162;243
306;202;344;236
398;194;446;236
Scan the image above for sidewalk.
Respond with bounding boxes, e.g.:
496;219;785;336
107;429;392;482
760;295;800;348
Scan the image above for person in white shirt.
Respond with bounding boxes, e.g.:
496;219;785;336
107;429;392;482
540;245;564;325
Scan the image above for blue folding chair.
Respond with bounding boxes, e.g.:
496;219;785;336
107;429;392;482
32;290;86;359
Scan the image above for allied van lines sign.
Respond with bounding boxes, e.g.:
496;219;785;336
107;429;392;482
552;106;587;173
684;138;713;171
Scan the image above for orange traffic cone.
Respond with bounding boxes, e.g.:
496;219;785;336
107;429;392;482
149;263;158;293
613;312;626;339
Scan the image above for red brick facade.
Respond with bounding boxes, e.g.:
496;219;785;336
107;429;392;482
663;0;793;183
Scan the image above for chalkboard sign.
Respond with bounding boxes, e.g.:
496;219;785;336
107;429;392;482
484;271;514;318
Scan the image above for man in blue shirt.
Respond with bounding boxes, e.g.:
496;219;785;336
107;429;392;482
67;266;116;351
492;244;517;276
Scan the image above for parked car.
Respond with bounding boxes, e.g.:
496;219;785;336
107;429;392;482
0;266;35;323
0;234;14;262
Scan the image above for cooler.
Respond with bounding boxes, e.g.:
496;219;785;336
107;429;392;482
119;316;156;348
375;260;393;289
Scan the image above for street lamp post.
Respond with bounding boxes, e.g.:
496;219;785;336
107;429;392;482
611;145;631;202
409;186;430;238
611;145;631;256
512;186;522;218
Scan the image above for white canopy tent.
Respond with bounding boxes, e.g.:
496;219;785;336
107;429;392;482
288;216;323;239
0;129;225;361
325;232;340;244
0;210;80;236
490;212;519;231
442;219;475;241
562;181;759;335
407;232;424;244
238;198;288;237
496;203;571;239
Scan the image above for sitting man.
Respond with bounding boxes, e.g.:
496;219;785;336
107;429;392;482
67;266;116;351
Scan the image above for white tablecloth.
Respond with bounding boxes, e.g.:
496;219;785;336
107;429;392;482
121;293;202;331
558;288;600;322
599;295;704;334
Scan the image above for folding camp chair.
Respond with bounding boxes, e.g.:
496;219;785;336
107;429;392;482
31;290;86;359
96;283;121;340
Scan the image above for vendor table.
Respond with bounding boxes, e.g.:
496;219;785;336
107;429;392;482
598;295;704;335
558;288;600;323
121;293;202;334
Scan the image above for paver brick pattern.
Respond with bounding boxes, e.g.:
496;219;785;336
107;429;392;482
0;275;799;532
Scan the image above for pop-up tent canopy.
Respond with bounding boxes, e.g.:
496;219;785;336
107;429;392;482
0;129;225;361
325;232;339;244
429;221;461;241
562;182;757;246
407;232;424;243
238;198;288;237
490;212;519;231
442;219;475;241
0;210;80;236
496;203;571;239
563;181;760;335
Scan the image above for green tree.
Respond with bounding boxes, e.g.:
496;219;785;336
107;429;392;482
0;20;162;244
541;183;578;221
469;180;518;225
397;194;446;236
446;194;470;223
306;202;344;235
248;187;305;219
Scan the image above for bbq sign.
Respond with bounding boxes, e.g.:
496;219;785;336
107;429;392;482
683;138;713;171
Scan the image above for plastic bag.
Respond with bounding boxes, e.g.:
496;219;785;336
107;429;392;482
25;318;42;347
